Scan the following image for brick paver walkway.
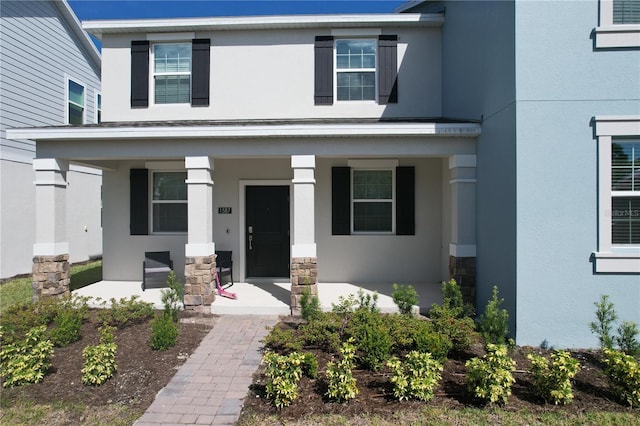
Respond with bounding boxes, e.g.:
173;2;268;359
135;315;279;426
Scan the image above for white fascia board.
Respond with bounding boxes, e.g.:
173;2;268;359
83;13;443;38
594;116;640;136
7;122;481;141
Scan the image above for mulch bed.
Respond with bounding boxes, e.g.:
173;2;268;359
241;323;638;420
1;309;216;410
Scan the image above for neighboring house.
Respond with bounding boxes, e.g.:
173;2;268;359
397;0;640;347
7;0;639;348
0;0;102;279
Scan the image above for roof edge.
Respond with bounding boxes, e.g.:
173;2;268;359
83;13;444;38
53;0;101;69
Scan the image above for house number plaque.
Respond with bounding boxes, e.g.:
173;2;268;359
218;207;232;214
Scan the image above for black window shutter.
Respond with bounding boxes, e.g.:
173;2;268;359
378;35;398;104
315;36;334;105
191;38;210;106
131;41;149;108
396;166;415;235
332;167;351;235
130;169;149;235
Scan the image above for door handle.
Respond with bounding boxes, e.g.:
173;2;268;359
248;235;253;250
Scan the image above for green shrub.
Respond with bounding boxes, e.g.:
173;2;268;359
441;279;475;318
331;289;379;316
150;313;178;351
262;325;303;353
465;343;516;404
300;288;322;321
589;295;618;350
82;325;117;386
528;350;581;405
429;307;479;353
299;312;343;353
392;283;418;316
301;352;318;379
49;307;83;347
615;321;640;358
602;348;640;407
326;339;358;402
0;325;54;387
96;296;154;327
347;310;392;371
161;271;183;323
263;351;307;408
387;351;443;401
414;325;453;362
0;297;61;342
387;313;420;350
478;286;509;346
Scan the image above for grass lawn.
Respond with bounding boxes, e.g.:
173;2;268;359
0;260;102;314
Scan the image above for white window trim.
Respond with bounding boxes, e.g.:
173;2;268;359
348;159;398;235
95;92;101;124
150;42;192;105
594;115;640;273
150;169;188;235
64;75;85;125
334;38;378;103
595;0;640;48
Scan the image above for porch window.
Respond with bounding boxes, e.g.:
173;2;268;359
152;43;191;104
352;169;394;233
152;171;187;232
611;141;640;244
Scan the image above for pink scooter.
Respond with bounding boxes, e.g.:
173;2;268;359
214;268;237;300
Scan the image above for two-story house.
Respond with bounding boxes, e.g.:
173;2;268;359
8;0;639;348
0;0;102;279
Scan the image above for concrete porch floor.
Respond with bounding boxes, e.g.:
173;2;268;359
73;280;443;316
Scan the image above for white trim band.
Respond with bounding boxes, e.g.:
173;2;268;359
185;242;216;257
34;242;70;256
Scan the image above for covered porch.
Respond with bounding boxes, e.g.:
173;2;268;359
9;119;480;313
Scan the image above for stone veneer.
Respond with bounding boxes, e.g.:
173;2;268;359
32;254;70;301
184;255;216;306
290;257;318;315
448;255;476;305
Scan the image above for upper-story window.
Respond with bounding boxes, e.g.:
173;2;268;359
315;35;397;106
67;79;85;125
95;93;102;123
130;38;210;108
595;0;640;48
152;43;192;104
336;40;376;101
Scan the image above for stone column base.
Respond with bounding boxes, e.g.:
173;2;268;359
448;255;476;305
184;255;216;306
290;257;318;315
32;254;70;301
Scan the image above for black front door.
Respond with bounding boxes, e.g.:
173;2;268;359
246;185;290;277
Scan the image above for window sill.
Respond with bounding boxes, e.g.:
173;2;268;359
593;251;640;273
594;25;640;48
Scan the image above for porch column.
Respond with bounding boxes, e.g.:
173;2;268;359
448;155;477;304
184;156;216;307
290;155;318;315
32;158;70;300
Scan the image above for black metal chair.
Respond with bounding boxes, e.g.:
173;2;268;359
215;251;233;287
142;251;173;291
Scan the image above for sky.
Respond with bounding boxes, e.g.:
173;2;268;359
68;0;409;21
